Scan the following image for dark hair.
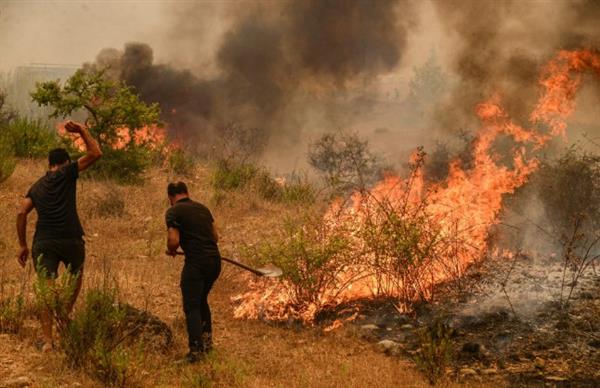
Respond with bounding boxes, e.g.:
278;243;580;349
48;148;71;166
167;181;188;197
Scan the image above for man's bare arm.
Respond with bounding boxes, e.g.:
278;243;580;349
65;121;102;171
16;198;34;268
166;227;180;256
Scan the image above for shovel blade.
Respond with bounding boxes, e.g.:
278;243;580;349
257;264;283;278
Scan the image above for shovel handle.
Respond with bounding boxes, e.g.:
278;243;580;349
174;251;265;277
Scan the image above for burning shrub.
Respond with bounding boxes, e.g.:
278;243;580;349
31;68;162;183
308;131;384;193
235;214;358;322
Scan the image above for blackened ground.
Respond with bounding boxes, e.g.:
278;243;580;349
316;254;600;385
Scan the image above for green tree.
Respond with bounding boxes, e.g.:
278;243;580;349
31;69;162;183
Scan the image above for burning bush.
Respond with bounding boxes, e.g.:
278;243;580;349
31;68;162;183
235;214;358;322
233;50;600;325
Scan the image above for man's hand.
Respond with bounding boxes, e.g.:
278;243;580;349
64;120;84;134
17;246;29;268
165;249;177;257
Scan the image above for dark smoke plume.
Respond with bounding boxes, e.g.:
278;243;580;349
86;0;414;149
432;0;600;133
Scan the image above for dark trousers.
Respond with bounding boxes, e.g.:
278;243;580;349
180;259;221;353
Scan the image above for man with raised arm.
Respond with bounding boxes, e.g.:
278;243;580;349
165;181;222;363
16;120;102;352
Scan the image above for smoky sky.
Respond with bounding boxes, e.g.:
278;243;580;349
84;0;414;144
431;0;600;132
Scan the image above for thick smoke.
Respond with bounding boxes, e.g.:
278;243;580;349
432;0;600;132
85;0;415;155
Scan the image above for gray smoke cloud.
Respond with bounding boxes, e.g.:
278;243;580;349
431;0;600;133
81;0;417;162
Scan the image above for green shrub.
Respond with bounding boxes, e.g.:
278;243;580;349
211;159;258;191
4;117;59;158
254;170;282;201
34;266;132;387
86;146;153;184
168;148;195;176
413;320;453;385
0;296;25;334
62;289;130;386
254;171;316;204
280;175;316;204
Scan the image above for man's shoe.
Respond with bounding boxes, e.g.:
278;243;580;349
175;351;203;365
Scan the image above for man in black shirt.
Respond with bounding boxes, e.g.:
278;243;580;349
165;181;221;363
16;120;102;351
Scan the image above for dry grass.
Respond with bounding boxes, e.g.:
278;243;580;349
0;160;487;387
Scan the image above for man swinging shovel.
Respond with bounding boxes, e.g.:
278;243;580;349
165;181;281;364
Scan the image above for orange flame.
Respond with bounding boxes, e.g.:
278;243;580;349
234;50;600;323
57;123;174;154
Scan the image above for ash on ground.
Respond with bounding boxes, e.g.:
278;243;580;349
321;253;600;385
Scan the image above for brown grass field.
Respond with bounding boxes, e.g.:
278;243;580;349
0;159;490;387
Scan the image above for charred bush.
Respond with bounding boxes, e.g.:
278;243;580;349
536;147;600;234
308;131;383;193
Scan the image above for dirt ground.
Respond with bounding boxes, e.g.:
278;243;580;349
0;160;462;388
5;159;595;387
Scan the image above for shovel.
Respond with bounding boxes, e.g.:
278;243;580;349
174;251;282;278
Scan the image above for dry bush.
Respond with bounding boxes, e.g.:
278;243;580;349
558;214;600;309
0;296;25;334
90;185;126;218
413;320;453;385
308;131;383;193
536;147;600;234
34;267;134;387
211;122;269;164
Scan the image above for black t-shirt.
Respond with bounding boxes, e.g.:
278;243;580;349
26;162;84;242
165;198;221;265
